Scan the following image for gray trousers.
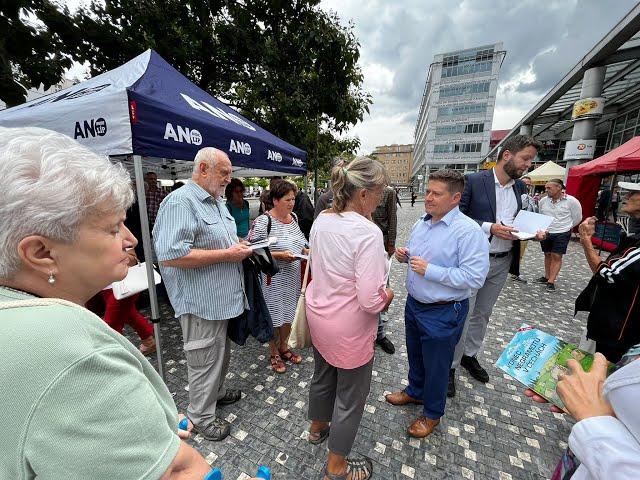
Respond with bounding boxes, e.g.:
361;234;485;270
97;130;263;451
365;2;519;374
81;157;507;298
376;313;387;340
308;348;374;457
179;314;231;428
452;252;512;368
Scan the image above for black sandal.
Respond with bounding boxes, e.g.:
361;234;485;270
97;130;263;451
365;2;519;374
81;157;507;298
308;426;330;444
324;456;373;480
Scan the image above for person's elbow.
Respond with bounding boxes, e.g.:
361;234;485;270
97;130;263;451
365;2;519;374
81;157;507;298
357;290;387;314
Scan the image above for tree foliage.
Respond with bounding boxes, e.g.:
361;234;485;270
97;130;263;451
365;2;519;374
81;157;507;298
0;0;77;107
70;0;369;171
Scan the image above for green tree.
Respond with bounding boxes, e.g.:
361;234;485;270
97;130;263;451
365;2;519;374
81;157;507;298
71;0;368;169
0;0;78;107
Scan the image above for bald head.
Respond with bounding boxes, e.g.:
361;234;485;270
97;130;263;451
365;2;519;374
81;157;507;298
192;147;233;197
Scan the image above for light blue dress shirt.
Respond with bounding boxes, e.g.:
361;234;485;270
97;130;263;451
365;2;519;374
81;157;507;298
405;206;490;304
153;181;246;321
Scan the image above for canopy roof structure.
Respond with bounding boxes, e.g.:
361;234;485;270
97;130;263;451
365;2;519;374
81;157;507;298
486;4;640;160
0;50;307;177
525;161;566;184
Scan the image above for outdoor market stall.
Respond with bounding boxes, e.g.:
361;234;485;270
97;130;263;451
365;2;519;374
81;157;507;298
0;49;307;378
566;136;640;250
525;160;566;185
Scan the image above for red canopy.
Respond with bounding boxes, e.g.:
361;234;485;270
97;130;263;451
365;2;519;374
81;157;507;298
566;136;640;219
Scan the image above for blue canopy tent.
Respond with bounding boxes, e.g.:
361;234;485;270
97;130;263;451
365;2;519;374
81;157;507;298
0;50;307;378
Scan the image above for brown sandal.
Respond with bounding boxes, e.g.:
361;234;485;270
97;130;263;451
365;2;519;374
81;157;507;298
270;354;286;373
279;349;302;364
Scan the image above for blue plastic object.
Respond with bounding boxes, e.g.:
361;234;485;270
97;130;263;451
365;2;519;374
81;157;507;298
203;468;222;480
256;466;271;479
178;418;188;430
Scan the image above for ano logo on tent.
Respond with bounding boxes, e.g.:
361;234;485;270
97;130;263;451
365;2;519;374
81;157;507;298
229;139;252;155
74;118;107;139
164;123;202;145
267;150;283;162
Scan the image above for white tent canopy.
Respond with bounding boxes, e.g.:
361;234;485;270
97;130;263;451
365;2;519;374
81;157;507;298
526;161;567;185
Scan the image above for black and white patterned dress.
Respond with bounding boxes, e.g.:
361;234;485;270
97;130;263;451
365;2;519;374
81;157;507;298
249;214;308;328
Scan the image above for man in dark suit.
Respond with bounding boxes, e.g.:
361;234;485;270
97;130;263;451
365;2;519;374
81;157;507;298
449;135;547;396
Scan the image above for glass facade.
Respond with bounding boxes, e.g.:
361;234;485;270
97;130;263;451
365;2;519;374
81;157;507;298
441;62;492;78
608;107;640;150
434;142;483;153
439;81;491;98
438;103;487;117
435;123;484;136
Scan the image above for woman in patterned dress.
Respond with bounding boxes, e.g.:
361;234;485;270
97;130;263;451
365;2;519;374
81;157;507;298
249;180;309;373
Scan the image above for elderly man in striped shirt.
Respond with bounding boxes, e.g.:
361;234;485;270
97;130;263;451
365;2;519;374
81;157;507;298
153;147;252;442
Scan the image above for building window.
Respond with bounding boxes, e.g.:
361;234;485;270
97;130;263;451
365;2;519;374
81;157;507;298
437;103;487;117
441;61;492;78
434;142;483;154
439;81;490;98
608;108;639;150
435;123;484;136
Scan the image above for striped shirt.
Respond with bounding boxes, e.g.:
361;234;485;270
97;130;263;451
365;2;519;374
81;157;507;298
153;181;245;321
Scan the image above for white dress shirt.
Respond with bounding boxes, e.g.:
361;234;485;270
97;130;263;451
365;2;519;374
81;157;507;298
481;169;518;253
569;359;640;479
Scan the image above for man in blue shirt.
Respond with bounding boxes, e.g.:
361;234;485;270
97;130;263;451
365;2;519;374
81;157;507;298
385;169;489;438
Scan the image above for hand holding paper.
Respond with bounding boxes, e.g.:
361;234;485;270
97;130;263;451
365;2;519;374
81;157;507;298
511;210;554;240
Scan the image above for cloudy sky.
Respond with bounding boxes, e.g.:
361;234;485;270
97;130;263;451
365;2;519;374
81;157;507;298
320;0;638;154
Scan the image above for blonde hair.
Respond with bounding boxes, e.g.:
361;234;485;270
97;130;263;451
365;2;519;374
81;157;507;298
331;156;388;213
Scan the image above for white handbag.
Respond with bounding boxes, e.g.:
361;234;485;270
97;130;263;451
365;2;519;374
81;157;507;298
111;262;162;300
288;254;312;349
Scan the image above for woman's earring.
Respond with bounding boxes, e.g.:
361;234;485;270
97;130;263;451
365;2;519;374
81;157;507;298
48;272;56;285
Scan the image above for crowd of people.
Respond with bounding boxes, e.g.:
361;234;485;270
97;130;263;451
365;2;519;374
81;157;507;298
1;127;639;480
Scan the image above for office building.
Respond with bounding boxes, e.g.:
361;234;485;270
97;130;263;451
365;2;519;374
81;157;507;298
413;43;504;192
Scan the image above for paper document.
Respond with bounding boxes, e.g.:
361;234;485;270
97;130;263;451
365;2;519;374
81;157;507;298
385;255;393;285
511;210;554;240
294;253;309;260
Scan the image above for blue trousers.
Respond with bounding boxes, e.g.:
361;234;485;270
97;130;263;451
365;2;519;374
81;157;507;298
404;296;469;420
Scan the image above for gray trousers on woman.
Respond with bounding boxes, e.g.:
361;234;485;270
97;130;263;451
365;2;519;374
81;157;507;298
308;347;373;456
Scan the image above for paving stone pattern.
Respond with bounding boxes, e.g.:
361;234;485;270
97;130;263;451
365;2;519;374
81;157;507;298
133;203;594;480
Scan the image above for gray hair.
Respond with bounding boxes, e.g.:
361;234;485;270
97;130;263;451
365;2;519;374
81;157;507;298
331;156;389;213
0;127;134;278
193;147;223;174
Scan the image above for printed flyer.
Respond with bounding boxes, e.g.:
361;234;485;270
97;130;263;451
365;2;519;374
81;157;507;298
495;324;596;410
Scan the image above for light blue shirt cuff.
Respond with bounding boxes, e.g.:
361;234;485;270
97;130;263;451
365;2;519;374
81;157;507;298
424;263;446;282
481;222;492;236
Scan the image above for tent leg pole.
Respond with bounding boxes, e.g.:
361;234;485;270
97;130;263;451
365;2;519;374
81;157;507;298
133;155;165;382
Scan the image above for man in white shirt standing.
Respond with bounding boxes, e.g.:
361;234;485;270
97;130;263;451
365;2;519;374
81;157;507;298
537;178;583;291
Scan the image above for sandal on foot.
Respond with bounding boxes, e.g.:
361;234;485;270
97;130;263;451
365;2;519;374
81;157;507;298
308;426;330;445
279;348;302;364
324;456;373;480
270;354;286;374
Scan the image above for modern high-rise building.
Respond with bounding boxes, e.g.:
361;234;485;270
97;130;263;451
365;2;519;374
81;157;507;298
413;43;504;192
370;143;413;186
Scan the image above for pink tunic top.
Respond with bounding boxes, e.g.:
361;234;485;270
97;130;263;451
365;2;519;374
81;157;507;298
306;211;389;369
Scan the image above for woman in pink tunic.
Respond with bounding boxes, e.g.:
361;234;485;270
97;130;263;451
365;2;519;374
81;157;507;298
306;156;395;480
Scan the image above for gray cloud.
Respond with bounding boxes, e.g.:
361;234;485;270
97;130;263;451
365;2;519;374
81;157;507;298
322;0;638;153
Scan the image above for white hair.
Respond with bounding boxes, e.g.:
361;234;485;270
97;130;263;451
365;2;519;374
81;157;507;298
192;147;225;175
0;127;134;278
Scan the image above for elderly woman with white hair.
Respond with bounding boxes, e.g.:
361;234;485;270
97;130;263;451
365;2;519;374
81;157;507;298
0;127;213;479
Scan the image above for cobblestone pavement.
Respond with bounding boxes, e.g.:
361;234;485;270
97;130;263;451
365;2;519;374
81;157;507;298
133;201;594;480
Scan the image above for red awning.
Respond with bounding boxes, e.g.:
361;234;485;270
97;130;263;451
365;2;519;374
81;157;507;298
566;137;640;220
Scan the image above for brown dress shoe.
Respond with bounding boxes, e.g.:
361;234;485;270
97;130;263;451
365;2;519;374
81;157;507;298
408;416;440;438
385;390;423;406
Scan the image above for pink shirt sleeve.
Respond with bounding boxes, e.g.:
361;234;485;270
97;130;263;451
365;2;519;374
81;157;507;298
354;232;389;314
